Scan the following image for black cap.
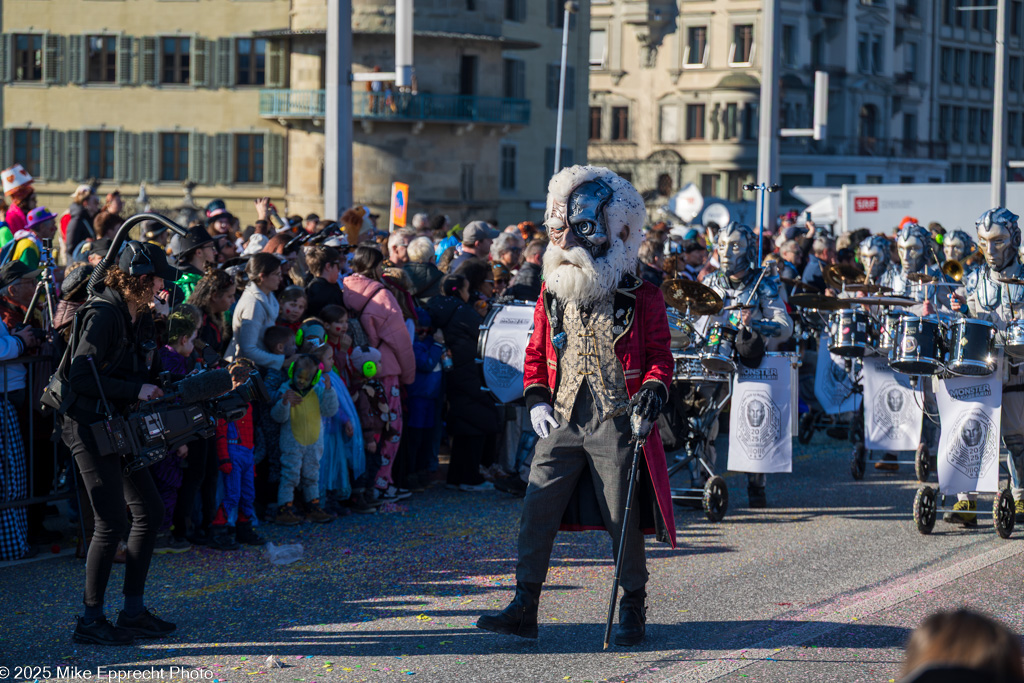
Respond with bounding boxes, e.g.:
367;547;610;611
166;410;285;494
143;221;169;240
118;241;185;282
0;261;41;290
735;327;766;369
81;238;114;261
176;226;215;257
305;213;320;223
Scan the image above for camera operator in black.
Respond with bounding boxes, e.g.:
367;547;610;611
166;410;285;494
62;241;184;646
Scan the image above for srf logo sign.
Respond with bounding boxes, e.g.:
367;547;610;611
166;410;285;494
854;196;879;212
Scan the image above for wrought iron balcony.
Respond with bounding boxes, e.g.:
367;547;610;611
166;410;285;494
259;89;531;126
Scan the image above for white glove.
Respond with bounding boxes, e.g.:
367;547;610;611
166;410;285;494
530;403;560;439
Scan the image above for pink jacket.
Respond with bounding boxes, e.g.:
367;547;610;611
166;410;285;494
343;273;415;384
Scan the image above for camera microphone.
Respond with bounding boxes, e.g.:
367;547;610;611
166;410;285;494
170;369;233;404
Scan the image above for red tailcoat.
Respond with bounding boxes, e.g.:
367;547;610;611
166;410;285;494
523;273;677;548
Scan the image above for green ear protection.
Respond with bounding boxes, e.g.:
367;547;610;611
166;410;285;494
287;354;323;387
295;328;305;346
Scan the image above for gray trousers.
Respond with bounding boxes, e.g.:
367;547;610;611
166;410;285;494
516;386;648;592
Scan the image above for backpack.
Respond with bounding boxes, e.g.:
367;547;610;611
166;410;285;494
39;298;126;416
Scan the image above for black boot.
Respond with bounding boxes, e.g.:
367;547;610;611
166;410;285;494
748;484;767;509
614;588;647;646
476;581;542;639
72;617;135;646
236;520;266;546
207;526;240;551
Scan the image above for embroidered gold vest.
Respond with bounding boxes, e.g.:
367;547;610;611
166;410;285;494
553;298;630;423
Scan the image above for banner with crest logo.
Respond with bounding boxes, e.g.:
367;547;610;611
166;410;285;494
935;365;1003;495
862;356;923;452
813;337;863;415
728;354;794;474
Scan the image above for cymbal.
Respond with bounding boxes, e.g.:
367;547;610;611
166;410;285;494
997;276;1024;286
790;293;855;311
854;295;919;306
823;263;865;289
660;279;723;316
844;283;892;294
781;277;820;293
906;272;936;284
722;303;755;311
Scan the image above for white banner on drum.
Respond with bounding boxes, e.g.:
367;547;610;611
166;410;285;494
728;354;793;474
862;356;923;452
935;368;1003;495
481;304;535;404
813;337;862;415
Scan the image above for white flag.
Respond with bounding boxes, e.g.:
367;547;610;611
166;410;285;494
728;354;794;474
813;337;863;415
935;363;1003;495
862;356;923;452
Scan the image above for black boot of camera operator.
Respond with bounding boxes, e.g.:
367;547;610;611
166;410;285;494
748;484;767;509
476;581;542;639
614;587;647;646
72;616;135;646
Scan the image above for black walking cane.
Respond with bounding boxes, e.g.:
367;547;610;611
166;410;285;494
603;408;652;649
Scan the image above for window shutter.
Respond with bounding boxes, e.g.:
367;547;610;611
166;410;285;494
115;130;136;183
217;37;234;88
565;67;575;110
67;34;85;85
189;131;209;184
214;133;233;185
0;35;11;83
139;132;158;183
140;37;157;85
66;130;84;181
266;41;287;88
118;34;133;85
192;37;209;88
41;129;62;180
44;33;64;84
0;130;12;171
264;132;285;187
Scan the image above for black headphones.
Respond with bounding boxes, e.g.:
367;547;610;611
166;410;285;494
123;240;154;276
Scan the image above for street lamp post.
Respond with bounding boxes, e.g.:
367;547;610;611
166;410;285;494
993;0;1008;207
325;0;353;217
553;1;579;174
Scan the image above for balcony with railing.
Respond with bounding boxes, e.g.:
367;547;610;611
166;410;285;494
781;135;948;160
259;89;531;126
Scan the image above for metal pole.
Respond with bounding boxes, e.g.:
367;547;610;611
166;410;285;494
325;0;354;218
757;0;781;233
553;2;575;174
993;0;1007;208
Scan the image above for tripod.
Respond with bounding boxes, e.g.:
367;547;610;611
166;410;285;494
23;237;59;336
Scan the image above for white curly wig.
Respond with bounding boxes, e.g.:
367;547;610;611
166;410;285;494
542;165;646;303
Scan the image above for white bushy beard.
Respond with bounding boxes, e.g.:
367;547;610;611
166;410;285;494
542;236;633;305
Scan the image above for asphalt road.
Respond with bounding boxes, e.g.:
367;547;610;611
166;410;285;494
2;428;1022;683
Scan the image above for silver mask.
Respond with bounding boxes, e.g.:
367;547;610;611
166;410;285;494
896;223;930;275
717;221;757;277
548;179;613;259
943;230;974;263
858;235;891;281
977;207;1021;273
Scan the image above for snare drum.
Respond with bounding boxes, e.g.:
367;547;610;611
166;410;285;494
701;322;739;374
945;318;997;376
877;311;905;352
673;352;730;383
889;316;945;375
828;309;873;357
477;302;535;404
666;307;695;350
1005;319;1024;359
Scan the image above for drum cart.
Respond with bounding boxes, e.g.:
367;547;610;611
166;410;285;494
912;454;1016;539
666;354;733;522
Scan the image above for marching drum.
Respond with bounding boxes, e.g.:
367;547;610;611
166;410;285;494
701;322;739;374
666;307;695;350
877;311;906;352
945;318;997;376
1005;319;1024;359
673;352;731;383
828;309;873;357
890;316;945;375
477;302;536;404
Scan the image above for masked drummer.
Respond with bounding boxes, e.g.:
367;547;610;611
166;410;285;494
879;222;954;312
949;207;1024;525
702;221;793;508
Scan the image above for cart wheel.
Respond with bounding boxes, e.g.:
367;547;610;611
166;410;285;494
913;486;937;535
703;476;729;523
798;412;815;445
994;488;1016;539
914;444;932;483
850;444;866;481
